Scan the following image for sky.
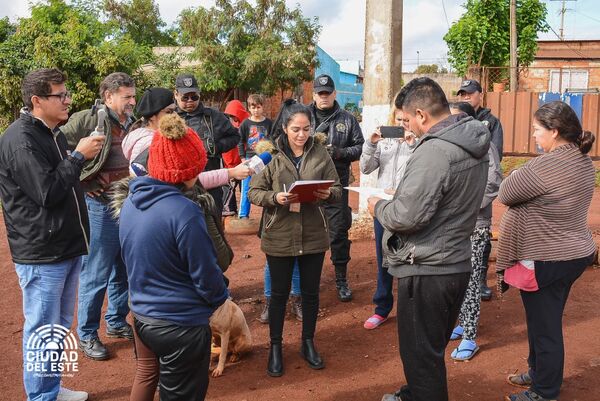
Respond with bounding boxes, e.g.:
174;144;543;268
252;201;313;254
2;0;600;72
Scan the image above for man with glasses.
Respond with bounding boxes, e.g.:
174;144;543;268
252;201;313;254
61;72;137;361
174;73;240;213
0;68;104;401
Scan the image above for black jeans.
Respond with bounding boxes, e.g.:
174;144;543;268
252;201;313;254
134;318;212;401
324;188;352;267
396;273;470;401
521;256;592;400
267;252;325;344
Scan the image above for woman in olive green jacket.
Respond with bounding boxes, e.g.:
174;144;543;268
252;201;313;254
248;99;342;377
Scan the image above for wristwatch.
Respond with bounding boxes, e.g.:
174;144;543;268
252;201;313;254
68;150;85;167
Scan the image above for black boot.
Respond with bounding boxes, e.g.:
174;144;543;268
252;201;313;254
480;266;492;301
335;265;353;302
300;338;324;369
267;343;283;377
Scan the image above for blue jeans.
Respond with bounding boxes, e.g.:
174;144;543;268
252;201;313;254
373;218;394;317
77;196;129;340
264;259;301;297
16;257;82;401
238;176;251;218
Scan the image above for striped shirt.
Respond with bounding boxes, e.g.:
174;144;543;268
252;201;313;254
496;143;596;271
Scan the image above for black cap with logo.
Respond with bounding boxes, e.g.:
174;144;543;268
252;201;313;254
457;79;483;95
313;74;335;93
175;73;200;94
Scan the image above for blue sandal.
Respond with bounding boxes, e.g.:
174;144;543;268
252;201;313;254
450;325;463;340
451;339;479;361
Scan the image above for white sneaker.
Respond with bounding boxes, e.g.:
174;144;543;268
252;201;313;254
57;387;88;401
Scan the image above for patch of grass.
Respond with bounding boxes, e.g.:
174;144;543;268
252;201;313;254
596;170;600;188
500;157;530;177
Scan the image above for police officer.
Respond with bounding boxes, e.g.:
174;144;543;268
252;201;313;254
309;74;364;302
174;73;240;214
457;79;504;301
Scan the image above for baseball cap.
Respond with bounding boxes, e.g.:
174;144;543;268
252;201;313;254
175;73;200;94
314;74;335;93
457;79;483;95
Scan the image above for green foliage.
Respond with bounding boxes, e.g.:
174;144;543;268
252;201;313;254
444;0;548;76
0;0;153;131
414;64;448;74
104;0;176;46
595;170;600;188
178;0;320;99
500;156;530;177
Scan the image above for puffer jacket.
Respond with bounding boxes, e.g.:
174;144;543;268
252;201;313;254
110;178;234;272
248;136;342;257
309;101;364;185
122;127;153;163
374;114;490;278
476;107;503;160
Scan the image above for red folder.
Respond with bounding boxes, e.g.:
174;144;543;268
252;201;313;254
287;180;335;203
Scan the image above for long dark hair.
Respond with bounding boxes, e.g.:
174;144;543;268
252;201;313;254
269;98;312;141
534;101;595;154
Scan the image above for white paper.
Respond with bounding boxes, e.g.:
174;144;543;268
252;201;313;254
344;186;393;200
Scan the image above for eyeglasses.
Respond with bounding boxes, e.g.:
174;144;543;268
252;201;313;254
181;94;200;102
42;91;71;103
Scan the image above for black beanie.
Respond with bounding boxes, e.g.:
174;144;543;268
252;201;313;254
135;87;174;118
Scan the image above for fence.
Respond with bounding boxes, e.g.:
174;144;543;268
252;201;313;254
485;92;600;158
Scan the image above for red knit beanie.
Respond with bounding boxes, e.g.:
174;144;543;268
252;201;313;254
148;113;207;184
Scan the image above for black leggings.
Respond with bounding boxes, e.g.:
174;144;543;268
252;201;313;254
266;252;325;344
134;319;212;401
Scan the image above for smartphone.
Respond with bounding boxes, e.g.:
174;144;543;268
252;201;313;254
380;126;405;139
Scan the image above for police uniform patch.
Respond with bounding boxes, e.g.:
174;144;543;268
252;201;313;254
183;78;193;87
482;120;489;127
335;123;346;133
461;80;471;87
319;76;328;85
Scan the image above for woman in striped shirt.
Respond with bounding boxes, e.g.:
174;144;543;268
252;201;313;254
498;101;596;401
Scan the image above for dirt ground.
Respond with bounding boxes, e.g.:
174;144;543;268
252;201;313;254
2;190;600;401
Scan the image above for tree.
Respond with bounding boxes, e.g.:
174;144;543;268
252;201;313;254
178;0;320;102
414;64;449;74
0;0;152;130
443;0;548;76
104;0;176;46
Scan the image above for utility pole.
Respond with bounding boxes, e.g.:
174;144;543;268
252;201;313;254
509;0;518;91
550;0;577;40
417;51;420;70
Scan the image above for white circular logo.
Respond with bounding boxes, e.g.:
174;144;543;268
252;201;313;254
25;324;79;377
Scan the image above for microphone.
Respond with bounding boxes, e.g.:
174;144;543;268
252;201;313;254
91;108;107;137
245;152;272;175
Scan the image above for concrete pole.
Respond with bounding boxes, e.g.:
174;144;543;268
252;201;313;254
359;0;403;210
509;0;518;91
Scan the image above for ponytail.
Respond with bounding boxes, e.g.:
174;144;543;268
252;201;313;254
268;98;311;141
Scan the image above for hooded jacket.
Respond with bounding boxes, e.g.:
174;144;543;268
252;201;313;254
248;135;342;257
0;111;89;264
477;142;502;229
374;115;490;278
222;100;249;168
476;107;503;160
177;103;240;171
119;176;228;326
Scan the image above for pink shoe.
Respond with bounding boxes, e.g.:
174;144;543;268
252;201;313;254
363;314;387;330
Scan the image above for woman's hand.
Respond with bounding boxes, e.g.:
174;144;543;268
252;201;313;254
313;188;331;201
370;129;383;145
276;192;299;205
405;132;417;146
228;163;252;180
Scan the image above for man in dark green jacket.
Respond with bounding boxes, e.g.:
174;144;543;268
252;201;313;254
369;78;490;401
61;72;137;361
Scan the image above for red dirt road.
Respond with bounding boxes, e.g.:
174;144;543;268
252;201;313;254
2;193;600;401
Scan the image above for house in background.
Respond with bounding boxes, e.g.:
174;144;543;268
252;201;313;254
519;40;600;93
315;46;364;110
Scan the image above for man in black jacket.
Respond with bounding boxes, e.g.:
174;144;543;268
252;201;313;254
309;74;364;302
174;73;240;214
457;79;503;301
0;68;103;401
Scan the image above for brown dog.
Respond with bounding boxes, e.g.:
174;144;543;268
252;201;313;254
209;298;252;377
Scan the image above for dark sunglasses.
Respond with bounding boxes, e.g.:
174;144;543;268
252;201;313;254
181;94;200;102
42;91;71;103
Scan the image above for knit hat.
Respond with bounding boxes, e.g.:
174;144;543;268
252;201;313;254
148;113;207;184
135;87;174;118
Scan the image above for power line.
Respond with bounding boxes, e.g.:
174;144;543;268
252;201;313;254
573;9;600;24
546;24;595;60
440;0;450;29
